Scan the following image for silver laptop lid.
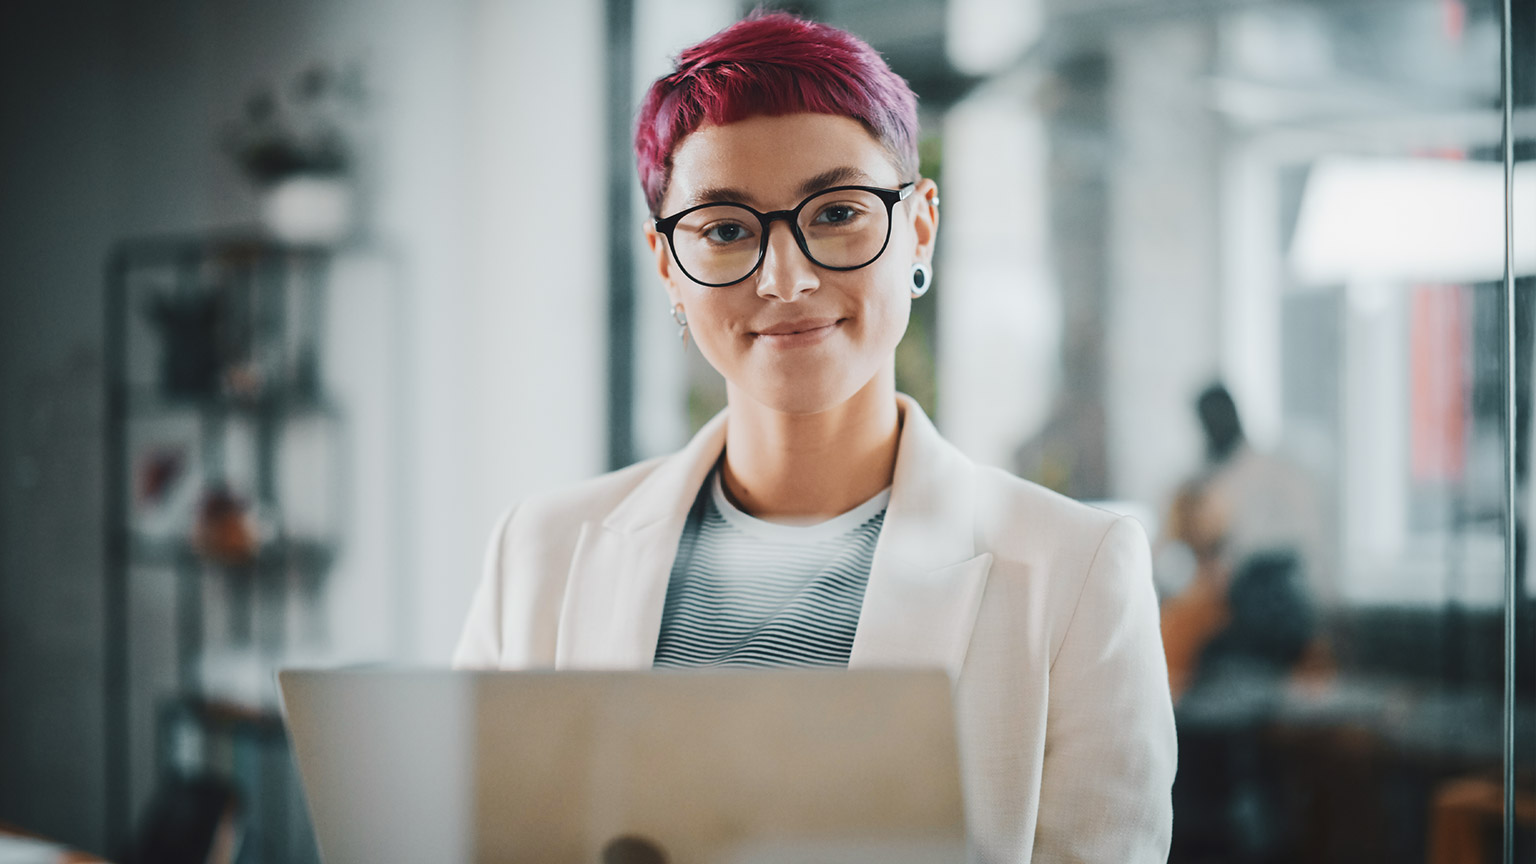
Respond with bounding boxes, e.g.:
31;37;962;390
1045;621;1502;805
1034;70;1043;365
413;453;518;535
279;668;965;864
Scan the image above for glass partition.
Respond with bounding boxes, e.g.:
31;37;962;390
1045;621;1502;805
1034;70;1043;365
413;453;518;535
1505;0;1535;858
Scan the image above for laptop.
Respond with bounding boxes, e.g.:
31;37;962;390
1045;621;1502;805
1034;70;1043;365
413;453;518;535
278;668;967;864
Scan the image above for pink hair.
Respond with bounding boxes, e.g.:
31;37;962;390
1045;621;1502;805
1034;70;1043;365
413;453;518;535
634;11;920;215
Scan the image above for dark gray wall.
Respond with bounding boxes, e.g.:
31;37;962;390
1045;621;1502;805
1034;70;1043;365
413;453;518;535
1;0;122;852
1;0;223;852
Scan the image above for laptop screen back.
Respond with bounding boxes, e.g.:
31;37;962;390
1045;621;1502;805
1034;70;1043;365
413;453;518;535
279;668;966;864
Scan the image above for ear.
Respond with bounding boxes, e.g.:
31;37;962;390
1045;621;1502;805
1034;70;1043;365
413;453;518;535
644;221;683;308
908;178;940;265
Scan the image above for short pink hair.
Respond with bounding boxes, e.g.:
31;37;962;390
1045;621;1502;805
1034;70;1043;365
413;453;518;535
634;11;920;215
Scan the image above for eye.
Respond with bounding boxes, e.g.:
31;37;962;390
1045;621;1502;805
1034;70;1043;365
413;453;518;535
813;203;863;225
701;221;754;245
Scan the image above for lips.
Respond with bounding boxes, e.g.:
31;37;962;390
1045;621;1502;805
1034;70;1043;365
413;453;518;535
753;317;842;336
751;317;844;350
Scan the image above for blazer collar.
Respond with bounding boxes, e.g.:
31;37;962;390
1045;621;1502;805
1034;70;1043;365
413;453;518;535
555;393;992;678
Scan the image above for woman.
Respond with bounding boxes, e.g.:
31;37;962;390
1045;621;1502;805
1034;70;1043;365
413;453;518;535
455;12;1175;862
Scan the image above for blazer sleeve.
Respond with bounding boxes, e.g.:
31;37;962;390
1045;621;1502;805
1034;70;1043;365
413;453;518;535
1032;515;1177;864
451;506;517;669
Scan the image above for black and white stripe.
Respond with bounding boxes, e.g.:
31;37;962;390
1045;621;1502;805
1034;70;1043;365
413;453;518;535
652;468;888;669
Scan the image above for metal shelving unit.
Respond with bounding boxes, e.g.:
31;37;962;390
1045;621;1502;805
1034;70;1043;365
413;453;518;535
104;234;349;863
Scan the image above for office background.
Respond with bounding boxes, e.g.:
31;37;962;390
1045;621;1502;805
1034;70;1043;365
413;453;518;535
1;0;1532;861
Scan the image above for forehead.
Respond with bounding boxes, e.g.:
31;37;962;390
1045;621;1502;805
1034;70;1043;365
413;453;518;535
663;113;901;212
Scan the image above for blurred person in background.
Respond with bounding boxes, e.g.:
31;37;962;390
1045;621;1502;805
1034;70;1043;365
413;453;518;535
1158;479;1232;703
1191;383;1329;606
454;12;1174;862
1157;385;1324;863
1158;478;1319;705
1156;383;1331;700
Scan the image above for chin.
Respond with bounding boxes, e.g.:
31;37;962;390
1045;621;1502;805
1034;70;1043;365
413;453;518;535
746;373;864;417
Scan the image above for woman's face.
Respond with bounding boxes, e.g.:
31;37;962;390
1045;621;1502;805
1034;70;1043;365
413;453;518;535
646;113;938;416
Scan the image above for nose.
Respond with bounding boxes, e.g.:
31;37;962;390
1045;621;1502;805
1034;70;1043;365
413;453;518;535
754;220;819;302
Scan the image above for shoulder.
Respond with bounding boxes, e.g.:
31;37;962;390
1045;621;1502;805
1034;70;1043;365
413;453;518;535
483;454;677;580
459;456;678;669
965;464;1154;653
500;454;668;539
969;463;1145;571
964;464;1159;680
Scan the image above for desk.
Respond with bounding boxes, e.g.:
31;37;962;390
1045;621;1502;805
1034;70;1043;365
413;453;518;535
1179;671;1536;762
1173;671;1535;863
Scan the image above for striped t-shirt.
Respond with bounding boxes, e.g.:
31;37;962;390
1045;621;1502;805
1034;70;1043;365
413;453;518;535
651;465;889;669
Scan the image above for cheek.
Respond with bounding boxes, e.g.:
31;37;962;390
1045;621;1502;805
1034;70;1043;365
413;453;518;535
681;291;747;363
875;295;913;353
853;263;913;343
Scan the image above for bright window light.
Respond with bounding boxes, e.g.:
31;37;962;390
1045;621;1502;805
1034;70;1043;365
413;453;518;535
1290;156;1534;285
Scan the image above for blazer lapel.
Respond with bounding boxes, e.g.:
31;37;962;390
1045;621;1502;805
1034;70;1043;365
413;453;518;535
554;409;729;669
555;392;993;677
849;394;993;680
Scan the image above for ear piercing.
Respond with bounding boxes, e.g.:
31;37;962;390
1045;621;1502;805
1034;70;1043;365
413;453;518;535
910;262;933;298
671;304;690;352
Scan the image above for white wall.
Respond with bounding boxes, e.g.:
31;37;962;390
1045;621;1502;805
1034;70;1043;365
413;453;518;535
630;0;738;457
451;0;609;657
938;81;1062;470
1104;23;1223;506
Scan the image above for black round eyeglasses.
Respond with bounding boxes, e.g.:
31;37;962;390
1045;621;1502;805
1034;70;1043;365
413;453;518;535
653;183;916;288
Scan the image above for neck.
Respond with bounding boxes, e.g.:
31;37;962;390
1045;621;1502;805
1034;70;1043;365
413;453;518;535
719;373;902;523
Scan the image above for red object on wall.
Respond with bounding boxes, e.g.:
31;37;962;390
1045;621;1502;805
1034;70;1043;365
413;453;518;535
1440;0;1466;44
1410;284;1469;482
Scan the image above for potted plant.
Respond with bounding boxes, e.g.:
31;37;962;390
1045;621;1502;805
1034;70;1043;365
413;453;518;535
224;62;366;244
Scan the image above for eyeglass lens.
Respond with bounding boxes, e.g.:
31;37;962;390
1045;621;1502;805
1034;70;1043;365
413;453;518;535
670;188;892;285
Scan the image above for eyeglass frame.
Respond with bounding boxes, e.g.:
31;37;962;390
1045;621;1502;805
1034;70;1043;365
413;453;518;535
652;182;918;288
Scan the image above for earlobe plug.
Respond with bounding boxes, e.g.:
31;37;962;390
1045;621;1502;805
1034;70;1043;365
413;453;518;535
910;262;932;298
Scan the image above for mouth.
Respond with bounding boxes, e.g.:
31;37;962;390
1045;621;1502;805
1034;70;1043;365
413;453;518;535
752;318;845;347
753;317;843;336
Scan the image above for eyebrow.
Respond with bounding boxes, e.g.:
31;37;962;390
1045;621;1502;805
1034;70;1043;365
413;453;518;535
680;166;880;210
795;167;876;198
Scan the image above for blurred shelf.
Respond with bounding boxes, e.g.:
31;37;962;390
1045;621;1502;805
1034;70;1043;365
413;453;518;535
109;232;350;265
124;386;342;421
127;535;337;574
106;230;358;862
165;695;287;740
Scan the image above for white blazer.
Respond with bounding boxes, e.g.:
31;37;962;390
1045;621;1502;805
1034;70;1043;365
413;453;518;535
454;392;1176;863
